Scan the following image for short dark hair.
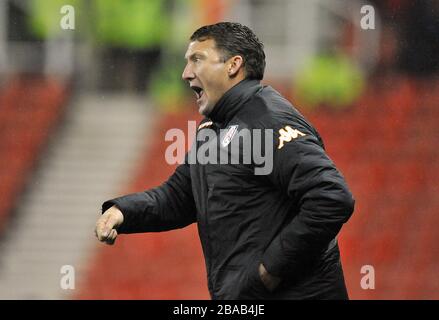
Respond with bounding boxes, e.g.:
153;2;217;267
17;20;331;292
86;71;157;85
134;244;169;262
190;22;266;80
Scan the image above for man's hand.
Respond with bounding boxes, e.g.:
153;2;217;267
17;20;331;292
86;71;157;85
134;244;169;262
259;263;281;292
95;205;124;245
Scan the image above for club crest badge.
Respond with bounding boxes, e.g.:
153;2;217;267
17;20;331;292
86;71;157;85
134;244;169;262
221;125;239;147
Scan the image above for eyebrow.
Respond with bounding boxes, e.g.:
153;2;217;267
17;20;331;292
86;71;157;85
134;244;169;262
185;52;205;61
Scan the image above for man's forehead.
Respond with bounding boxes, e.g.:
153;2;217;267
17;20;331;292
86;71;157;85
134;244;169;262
185;39;218;58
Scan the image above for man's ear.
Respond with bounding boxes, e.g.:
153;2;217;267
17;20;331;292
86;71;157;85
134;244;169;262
227;55;244;78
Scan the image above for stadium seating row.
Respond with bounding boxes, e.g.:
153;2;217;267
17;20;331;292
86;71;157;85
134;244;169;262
0;76;68;234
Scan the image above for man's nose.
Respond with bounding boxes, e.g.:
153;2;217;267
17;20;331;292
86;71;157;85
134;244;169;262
182;64;195;81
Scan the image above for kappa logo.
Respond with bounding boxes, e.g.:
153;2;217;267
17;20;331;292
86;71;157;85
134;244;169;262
278;125;306;149
221;125;239;147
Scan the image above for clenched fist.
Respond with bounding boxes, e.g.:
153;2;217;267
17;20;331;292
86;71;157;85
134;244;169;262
95;205;124;245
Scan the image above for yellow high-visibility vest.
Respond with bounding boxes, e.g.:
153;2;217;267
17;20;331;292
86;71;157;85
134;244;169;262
93;0;169;49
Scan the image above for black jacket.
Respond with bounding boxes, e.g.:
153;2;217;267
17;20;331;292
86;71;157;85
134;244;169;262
102;79;355;300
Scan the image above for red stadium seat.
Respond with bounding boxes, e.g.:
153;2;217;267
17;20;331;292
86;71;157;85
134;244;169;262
0;75;68;235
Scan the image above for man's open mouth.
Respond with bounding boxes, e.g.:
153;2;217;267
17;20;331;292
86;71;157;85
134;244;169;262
191;86;204;100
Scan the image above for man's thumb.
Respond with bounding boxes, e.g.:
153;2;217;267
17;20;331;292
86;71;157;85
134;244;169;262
102;213;121;237
101;227;110;238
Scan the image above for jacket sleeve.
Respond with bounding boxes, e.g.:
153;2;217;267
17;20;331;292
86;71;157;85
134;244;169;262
261;116;355;279
101;156;197;234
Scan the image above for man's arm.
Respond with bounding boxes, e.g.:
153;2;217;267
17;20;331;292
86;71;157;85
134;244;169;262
261;118;355;280
95;158;197;244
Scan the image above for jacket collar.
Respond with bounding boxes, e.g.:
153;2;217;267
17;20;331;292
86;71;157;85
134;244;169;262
207;78;261;125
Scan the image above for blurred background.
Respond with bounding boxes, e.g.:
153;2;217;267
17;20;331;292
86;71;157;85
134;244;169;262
0;0;438;299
